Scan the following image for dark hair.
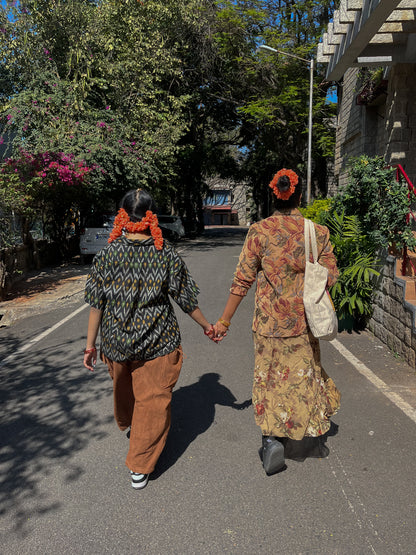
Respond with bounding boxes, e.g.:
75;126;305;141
272;176;302;210
120;189;158;222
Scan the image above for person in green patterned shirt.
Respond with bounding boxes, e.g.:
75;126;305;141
83;189;215;490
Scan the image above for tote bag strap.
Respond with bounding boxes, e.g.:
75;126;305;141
304;218;318;264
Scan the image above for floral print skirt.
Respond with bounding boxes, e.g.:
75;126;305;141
252;331;340;440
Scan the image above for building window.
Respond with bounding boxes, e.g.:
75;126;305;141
204;190;231;206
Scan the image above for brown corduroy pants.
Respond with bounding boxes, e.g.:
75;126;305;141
102;346;183;474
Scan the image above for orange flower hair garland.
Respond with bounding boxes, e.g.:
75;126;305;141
269;169;299;200
108;208;164;250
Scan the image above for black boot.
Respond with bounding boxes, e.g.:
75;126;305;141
261;435;285;475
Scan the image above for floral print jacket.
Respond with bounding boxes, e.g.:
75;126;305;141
230;209;338;337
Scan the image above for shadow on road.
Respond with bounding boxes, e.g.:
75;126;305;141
180;227;249;253
152;373;251;479
3;262;88;302
0;336;111;537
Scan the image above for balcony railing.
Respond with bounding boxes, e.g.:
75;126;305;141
393;164;416;276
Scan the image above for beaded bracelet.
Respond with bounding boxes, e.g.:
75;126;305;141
218;318;231;328
84;347;97;355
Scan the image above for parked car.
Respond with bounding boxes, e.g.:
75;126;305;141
79;214;115;262
157;215;185;241
80;213;185;263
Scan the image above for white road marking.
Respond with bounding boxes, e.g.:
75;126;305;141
328;449;379;554
331;338;416;424
0;304;88;369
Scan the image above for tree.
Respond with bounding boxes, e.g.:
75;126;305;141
165;0;337;222
1;0;337;246
213;0;337;215
0;0;192;221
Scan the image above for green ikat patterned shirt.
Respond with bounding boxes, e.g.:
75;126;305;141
85;236;200;361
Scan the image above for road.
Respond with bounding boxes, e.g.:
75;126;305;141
1;228;416;554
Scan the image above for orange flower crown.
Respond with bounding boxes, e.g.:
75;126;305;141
269;169;299;200
108;208;164;250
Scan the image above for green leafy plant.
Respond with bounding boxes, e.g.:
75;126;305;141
332;155;416;251
299;198;333;224
326;210;380;327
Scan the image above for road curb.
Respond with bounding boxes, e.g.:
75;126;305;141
0;278;87;327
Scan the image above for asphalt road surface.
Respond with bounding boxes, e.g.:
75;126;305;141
1;228;416;554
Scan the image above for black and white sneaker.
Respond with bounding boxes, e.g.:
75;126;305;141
130;471;149;490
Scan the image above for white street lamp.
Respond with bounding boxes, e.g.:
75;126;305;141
258;44;314;205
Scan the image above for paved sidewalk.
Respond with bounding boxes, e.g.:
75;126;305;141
0;261;89;327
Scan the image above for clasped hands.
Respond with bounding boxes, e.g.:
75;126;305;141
204;320;229;343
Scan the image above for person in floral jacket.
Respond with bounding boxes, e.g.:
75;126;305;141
214;169;340;475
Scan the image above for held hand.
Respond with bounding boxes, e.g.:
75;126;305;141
204;324;215;341
213;321;228;342
203;324;222;343
83;347;97;372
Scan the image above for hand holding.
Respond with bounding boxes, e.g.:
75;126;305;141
213;320;229;342
204;324;216;341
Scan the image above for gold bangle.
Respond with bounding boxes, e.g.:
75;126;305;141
219;318;231;328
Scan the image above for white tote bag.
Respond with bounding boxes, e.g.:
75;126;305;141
303;218;337;341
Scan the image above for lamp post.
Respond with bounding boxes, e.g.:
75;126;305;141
258;44;314;205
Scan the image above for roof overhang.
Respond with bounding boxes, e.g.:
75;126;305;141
317;0;416;82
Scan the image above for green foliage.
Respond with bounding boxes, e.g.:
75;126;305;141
1;0;338;240
212;0;337;215
299;198;333;224
332;155;416;250
326;211;380;325
0;0;191;207
324;155;416;327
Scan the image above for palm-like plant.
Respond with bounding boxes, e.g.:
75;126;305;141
326;211;380;327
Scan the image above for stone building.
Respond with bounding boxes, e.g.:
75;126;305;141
203;177;249;226
318;0;416;190
318;0;416;365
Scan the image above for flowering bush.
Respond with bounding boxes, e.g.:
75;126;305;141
1;150;92;187
0;149;96;245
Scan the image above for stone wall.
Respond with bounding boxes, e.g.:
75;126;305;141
332;63;416;364
384;64;416;183
368;252;416;367
331;67;363;194
332;63;416;191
